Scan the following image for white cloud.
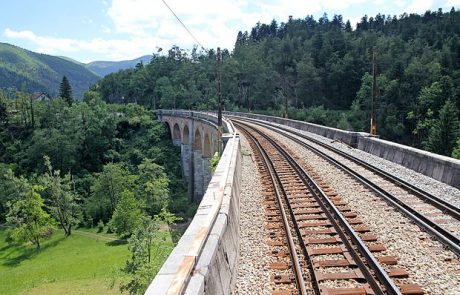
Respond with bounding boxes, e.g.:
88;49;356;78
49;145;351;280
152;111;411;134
4;0;452;61
404;0;434;13
106;0;252;49
373;0;386;5
4;28;164;61
104;0;372;54
101;25;112;34
394;0;407;7
445;0;460;6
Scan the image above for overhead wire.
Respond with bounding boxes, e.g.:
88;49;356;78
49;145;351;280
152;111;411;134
160;0;208;53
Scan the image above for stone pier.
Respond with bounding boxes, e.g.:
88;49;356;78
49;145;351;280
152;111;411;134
158;110;221;202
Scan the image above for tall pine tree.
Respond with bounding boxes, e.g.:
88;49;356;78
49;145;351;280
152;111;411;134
59;76;73;105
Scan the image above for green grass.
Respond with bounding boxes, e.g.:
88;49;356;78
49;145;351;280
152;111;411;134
0;227;175;295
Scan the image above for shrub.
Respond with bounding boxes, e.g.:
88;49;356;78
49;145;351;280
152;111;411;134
97;220;104;233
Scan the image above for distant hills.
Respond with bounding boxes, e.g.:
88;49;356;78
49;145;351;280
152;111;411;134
86;55;152;76
0;42;153;98
0;42;100;98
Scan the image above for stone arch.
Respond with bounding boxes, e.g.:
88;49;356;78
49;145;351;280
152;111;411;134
194;128;202;152
203;133;212;158
182;124;190;144
172;123;181;141
164;121;172;139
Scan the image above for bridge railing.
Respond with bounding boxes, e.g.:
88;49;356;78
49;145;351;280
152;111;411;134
146;111;241;295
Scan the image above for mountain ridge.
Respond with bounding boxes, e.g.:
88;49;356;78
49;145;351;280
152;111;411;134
86;55;152;76
0;42;100;98
0;43;153;98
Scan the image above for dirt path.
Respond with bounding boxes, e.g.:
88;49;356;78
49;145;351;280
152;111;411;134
72;230;118;242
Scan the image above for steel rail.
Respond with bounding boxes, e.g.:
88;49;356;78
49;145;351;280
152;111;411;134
235;121;401;295
238;125;309;295
239;117;460;218
233;117;460;255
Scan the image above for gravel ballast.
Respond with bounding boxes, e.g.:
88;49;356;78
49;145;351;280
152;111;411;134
253;122;460;295
234;135;272;294
250;119;460;208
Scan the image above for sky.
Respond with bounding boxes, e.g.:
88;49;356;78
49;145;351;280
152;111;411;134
0;0;459;63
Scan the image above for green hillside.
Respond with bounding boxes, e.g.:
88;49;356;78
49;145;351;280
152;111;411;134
0;43;100;98
86;55;152;76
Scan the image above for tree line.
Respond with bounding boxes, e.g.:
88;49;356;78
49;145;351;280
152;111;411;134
95;8;460;158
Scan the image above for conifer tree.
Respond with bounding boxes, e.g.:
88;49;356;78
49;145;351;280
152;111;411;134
59;76;73;105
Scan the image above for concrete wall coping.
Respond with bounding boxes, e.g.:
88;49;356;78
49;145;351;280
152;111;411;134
362;136;460;165
146;111;240;295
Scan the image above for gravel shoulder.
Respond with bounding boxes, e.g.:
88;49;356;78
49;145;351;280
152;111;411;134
234;134;271;295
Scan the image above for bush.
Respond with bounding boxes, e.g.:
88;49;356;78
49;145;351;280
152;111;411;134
97;220;104;233
209;152;220;173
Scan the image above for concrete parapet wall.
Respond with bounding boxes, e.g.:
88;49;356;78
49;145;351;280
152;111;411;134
147;111;241;295
226;111;460;189
358;136;460;188
224;111;362;147
185;139;241;295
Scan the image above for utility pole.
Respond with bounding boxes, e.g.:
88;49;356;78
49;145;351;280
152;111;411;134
370;47;377;136
217;47;223;154
284;88;288;118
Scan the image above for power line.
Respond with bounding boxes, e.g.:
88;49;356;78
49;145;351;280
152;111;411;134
160;0;208;52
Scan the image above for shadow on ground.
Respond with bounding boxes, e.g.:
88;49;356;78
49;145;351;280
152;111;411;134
106;239;127;246
2;236;66;267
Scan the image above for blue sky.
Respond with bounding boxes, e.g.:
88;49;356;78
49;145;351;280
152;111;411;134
0;0;458;63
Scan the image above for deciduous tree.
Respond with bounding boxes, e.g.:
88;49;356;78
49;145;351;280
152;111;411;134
109;190;143;238
41;156;81;236
88;163;137;222
6;183;55;248
121;216;163;294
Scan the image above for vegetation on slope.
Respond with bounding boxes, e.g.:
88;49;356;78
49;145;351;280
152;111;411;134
94;8;460;158
0;89;190;293
86;55;153;77
0;42;100;98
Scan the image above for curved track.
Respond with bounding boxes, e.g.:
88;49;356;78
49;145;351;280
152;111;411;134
231;116;460;255
236;121;410;295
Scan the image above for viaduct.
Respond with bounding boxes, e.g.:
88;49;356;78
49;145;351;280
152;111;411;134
147;110;460;295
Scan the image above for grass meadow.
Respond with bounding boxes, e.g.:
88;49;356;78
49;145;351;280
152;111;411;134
0;227;174;294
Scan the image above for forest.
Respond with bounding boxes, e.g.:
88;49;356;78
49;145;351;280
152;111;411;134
95;8;460;158
0;85;190;293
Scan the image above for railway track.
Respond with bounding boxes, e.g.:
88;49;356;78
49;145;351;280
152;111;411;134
235;121;424;295
231;116;460;256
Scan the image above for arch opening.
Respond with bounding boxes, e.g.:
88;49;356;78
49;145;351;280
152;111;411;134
194;129;202;152
182;124;190;144
164;122;172;139
203;133;212;158
173;123;181;141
